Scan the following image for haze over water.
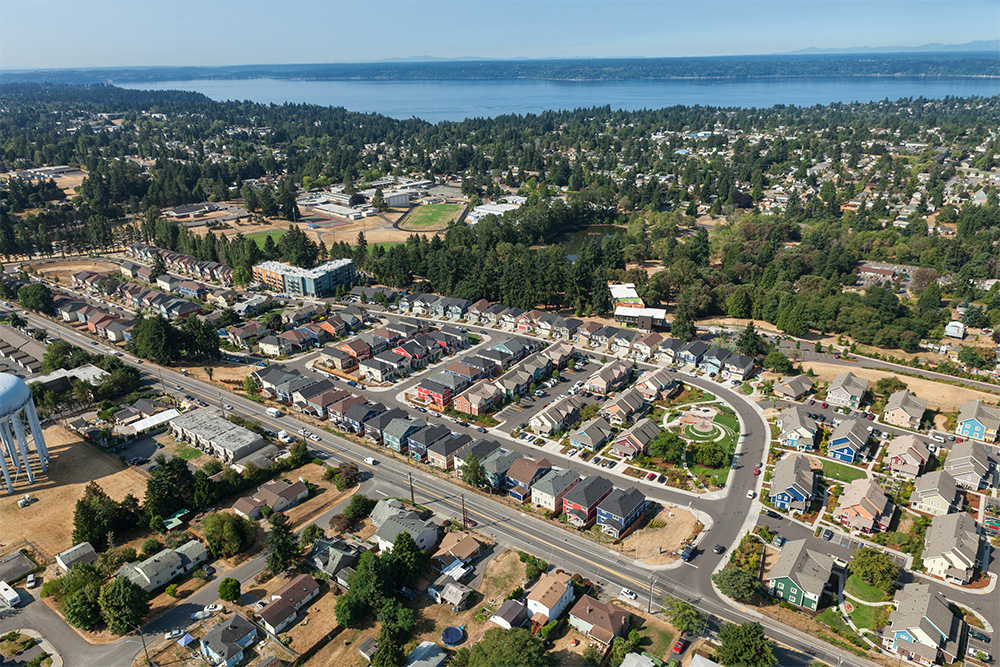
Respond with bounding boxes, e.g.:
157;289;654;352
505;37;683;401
119;76;1000;123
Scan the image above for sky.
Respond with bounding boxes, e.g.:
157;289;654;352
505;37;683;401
1;0;998;71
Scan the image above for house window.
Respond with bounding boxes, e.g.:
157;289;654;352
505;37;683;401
776;582;783;589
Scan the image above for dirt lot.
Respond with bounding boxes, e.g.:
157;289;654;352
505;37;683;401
188;208;420;247
281;463;360;530
304;623;372;667
0;425;148;561
800;360;1000;412
478;550;525;606
184;363;254;386
604;508;699;566
270;584;341;654
30;259;122;285
758;544;782;581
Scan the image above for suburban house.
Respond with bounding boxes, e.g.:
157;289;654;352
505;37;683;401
370;498;406;528
531;469;581;512
596;487;647;538
530;395;585;435
454;439;502;476
777;406;818;451
453;382;502;416
633;332;662;360
885;435;932;479
258;335;293;357
200;614;257;667
769;455;816;513
427;574;474;608
677;340;708;366
482;449;524;490
427;434;472;471
233;479;309;519
374;511;439;553
526;572;575;625
723;353;756;381
564;475;614;528
922;512;985;585
600;388;647;426
584;360;631;394
774;374;814;401
490;599;530;630
258;574;321;634
766;539;835;610
827;420;869;463
568;595;631;647
837;478;895;534
56;542;98;572
609;418;660;459
882;582;964;666
912;470;960;516
432;532;481;573
882;390;927;430
943;439;993;490
309;539;358;579
506;457;553;502
633;368;681;402
955;400;1000;442
826;371;868;409
359;357;398;383
114;540;208;593
407;424;452;461
703;347;731;376
570;418;615;452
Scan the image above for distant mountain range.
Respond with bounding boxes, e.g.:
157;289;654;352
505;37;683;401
788;40;999;55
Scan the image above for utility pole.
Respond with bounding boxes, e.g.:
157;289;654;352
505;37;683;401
408;472;414;504
648;572;656;614
132;624;152;666
462;494;467;526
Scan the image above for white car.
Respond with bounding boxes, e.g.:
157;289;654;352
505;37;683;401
621;588;638;600
309;434;320;442
190;610;212;620
364;457;377;465
746;489;756;499
165;629;184;640
204;604;223;613
297;429;306;436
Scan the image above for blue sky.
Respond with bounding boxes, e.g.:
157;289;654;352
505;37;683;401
2;0;997;70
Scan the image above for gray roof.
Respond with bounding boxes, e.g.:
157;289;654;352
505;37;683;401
778;406;816;434
427;434;471;458
775;374;814;397
767;538;833;597
409;423;452;447
564;475;613;508
457;438;501;465
482;449;523;477
169;408;263;454
829;420;868;450
597;486;646;520
886;583;961;657
571;417;614;448
885;390;927;420
958;400;1000;431
830;371;868;398
202;614;256;661
406;641;447;667
923;512;982;568
915;470;958;503
604;388;646;416
384;417;423;442
770;455;814;497
944;439;990;480
375;511;435;546
310;538;358;576
57;542;98;568
371;499;405;527
532;468;580;499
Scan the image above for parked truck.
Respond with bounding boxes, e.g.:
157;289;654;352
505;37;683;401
0;581;20;607
277;430;293;444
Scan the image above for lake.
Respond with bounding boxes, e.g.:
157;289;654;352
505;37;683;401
118;76;1000;123
560;225;627;262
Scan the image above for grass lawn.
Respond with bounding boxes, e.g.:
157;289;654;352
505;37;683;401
714;413;740;432
848;602;879;630
845;573;888;603
401;203;463;229
638;625;674;658
372;241;403;250
173;444;204;461
246;229;287;249
817;606;866;644
821;459;868;484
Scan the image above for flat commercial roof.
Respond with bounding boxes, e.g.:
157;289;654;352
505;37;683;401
254;259;354;280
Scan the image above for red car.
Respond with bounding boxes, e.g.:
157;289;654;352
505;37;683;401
753;468;761;476
821;402;829;409
807;399;816;405
673;639;687;654
463;517;477;527
646;472;657;481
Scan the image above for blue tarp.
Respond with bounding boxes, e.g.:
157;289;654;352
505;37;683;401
178;633;196;647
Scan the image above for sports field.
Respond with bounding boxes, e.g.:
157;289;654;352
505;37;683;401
246;229;287;249
400;203;464;229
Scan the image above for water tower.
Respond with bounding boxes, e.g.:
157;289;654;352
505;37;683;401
0;373;50;494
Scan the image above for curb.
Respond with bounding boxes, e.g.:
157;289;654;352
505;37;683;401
8;629;64;667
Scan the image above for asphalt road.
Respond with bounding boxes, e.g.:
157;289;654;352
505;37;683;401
3;305;994;667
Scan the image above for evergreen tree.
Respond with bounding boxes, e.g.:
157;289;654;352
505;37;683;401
98;577;149;635
266;512;299;573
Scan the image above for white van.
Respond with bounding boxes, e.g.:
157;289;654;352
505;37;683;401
0;581;20;607
266;407;282;418
278;430;293;444
364;457;377;466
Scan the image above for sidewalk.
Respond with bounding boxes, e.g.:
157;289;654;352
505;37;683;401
9;629;64;667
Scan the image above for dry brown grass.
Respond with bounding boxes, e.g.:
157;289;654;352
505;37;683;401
280;463;360;530
478;550;524;605
801;360;1000;412
304;624;370;667
30;259;121;285
278;586;341;654
605;508;698;566
184;363;253;386
0;425;148;561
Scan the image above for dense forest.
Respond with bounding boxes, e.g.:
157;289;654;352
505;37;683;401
2;84;1000;350
3;52;997;84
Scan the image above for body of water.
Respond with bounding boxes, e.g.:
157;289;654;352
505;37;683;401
560;225;627;262
118;76;999;123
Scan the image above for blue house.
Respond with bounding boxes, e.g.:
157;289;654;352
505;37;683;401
702;347;732;375
769;456;816;513
200;615;256;667
777;407;818;452
827;421;868;464
677;340;708;366
407;424;451;462
596;487;647;538
956;400;1000;442
343;402;385;435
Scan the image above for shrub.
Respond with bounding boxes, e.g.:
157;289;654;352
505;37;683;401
165;584;179;598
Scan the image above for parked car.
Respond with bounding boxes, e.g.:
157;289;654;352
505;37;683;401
970;631;991;643
621;588;638;600
753;468;761;476
204;604;222;613
646;472;657;481
672;639;687;654
746;489;756;499
713;545;725;554
463;517;477;528
165;629;184;639
822;529;834;541
820;402;828;409
25;574;36;588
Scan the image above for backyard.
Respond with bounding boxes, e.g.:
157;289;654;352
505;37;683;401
820;459;869;484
